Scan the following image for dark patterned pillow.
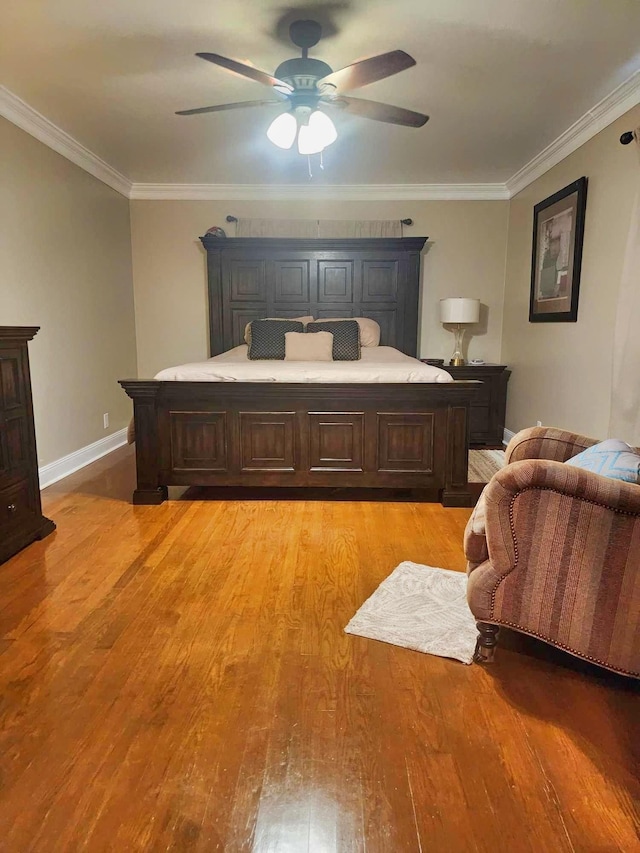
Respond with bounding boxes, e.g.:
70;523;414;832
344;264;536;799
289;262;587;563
307;320;361;360
247;319;304;360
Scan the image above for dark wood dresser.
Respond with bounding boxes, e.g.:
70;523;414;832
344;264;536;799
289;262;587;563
443;364;510;448
0;327;55;564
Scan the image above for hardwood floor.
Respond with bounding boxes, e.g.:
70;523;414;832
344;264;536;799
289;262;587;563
0;445;638;852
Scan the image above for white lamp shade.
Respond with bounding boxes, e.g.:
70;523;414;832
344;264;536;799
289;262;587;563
440;297;480;324
267;112;297;149
297;110;337;155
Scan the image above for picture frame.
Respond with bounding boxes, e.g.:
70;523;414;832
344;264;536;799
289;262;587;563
529;176;588;322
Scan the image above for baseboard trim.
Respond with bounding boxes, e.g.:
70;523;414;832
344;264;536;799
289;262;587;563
503;428;516;447
39;428;128;489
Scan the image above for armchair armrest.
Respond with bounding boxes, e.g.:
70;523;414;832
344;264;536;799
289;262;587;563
486;456;640;516
467;457;640;677
505;426;599;464
464;456;640;572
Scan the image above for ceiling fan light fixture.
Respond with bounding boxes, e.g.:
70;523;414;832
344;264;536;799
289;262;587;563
181;23;427;159
297;110;337;155
266;111;297;149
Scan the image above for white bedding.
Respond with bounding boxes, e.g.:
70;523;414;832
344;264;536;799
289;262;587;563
154;345;453;383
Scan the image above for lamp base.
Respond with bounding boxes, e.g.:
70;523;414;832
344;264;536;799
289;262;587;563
449;325;466;367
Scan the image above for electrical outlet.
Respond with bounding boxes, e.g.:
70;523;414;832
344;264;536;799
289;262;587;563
103;412;109;429
536;420;542;427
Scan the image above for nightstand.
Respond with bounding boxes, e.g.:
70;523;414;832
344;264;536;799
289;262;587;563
424;362;511;448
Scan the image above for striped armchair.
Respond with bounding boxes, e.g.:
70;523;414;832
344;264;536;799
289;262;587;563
464;427;640;678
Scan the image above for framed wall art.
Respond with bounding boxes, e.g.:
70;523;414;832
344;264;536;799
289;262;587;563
529;176;588;322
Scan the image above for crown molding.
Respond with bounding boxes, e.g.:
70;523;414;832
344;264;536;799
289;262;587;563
0;86;132;197
4;66;640;204
128;182;510;201
506;70;640;197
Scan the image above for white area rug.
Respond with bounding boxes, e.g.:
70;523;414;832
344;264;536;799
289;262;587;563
345;561;477;664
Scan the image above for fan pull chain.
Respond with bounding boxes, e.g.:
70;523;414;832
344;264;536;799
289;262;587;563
306;153;325;179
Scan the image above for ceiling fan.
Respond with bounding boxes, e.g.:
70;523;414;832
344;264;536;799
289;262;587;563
176;19;429;156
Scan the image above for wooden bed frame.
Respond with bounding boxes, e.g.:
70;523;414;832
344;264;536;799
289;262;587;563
121;236;479;506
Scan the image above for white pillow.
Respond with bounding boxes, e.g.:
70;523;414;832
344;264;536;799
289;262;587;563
244;316;314;345
317;317;380;347
285;331;334;361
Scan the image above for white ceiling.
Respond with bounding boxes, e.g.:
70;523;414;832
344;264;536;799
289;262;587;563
2;0;640;186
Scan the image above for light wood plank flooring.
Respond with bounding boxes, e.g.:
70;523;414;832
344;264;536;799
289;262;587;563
0;446;637;851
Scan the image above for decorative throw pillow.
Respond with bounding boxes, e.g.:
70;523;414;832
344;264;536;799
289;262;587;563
248;319;304;360
307;320;361;360
244;316;314;345
565;439;640;483
284;331;334;361
317;317;381;346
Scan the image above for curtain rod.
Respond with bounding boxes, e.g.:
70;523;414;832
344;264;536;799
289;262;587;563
225;215;414;225
620;131;636;145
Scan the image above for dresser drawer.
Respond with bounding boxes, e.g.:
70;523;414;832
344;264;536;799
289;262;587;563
0;477;37;530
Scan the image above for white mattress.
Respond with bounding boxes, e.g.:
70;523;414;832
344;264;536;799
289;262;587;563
154;345;453;384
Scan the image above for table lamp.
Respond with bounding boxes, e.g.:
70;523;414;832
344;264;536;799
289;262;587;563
440;297;480;366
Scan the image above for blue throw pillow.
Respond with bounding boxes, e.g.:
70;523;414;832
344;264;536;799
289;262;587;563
565;439;640;484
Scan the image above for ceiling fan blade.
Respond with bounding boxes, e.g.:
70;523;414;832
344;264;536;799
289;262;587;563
318;50;415;92
176;100;280;116
196;53;293;92
331;96;429;128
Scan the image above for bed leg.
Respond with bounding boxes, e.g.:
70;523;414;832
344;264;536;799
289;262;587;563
442;403;473;506
119;382;166;507
133;486;168;505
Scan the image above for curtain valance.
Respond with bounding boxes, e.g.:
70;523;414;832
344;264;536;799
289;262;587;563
235;218;404;239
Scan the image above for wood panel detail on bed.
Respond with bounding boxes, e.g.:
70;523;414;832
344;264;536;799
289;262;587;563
120;381;479;506
202;236;427;356
122;235;478;506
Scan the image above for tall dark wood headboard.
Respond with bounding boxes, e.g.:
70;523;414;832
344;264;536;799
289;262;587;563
200;236;427;356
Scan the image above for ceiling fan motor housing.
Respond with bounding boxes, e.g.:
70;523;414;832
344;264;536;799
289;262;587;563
274;58;333;93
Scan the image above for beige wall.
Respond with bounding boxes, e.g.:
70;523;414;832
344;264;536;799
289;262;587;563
130;199;509;378
502;105;640;438
1;117;137;467
8;95;635;466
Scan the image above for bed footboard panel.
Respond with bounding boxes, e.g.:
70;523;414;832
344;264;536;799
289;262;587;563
120;381;479;505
